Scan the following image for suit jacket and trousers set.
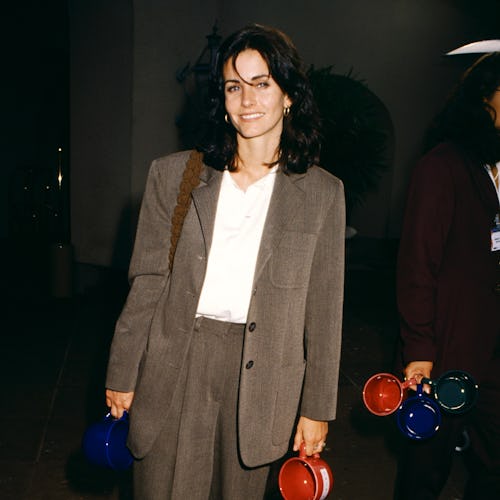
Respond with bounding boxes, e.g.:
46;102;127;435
106;151;346;499
394;143;500;499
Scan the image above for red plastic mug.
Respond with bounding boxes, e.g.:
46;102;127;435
362;372;416;416
279;442;333;500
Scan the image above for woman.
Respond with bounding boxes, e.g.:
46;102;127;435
105;24;345;499
394;53;500;499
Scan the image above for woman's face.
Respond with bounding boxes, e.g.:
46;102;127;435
223;49;292;143
487;88;500;129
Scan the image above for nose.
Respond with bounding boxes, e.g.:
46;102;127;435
241;84;256;107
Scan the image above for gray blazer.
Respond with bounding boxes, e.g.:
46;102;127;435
106;150;345;467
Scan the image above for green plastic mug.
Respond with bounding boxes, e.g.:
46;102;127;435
422;370;478;415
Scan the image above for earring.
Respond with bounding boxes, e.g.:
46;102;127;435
225;113;230;124
284;106;290;117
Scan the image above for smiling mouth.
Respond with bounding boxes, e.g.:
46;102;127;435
240;113;264;120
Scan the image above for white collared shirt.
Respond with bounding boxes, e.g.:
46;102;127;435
485;162;500;203
196;167;277;323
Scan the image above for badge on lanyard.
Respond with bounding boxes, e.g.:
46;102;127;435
492;213;500;252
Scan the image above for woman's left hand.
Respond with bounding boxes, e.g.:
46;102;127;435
293;416;328;456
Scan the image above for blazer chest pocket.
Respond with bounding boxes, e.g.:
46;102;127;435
270;231;317;288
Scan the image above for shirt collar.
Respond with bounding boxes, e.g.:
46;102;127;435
224;165;278;191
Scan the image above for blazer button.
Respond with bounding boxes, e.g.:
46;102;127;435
248;322;256;332
245;360;254;369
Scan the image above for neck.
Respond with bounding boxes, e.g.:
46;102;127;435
229;140;279;191
235;136;280;172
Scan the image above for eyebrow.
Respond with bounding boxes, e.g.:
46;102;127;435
224;74;270;86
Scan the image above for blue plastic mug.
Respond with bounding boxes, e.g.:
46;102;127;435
396;384;442;440
422;370;478;415
82;412;134;470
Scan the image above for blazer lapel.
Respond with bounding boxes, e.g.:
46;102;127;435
190;166;306;283
465;159;500;215
253;170;306;284
191;165;223;257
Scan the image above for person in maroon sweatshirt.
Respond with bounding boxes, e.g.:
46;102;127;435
394;52;500;499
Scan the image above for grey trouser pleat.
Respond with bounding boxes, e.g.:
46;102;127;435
133;316;270;499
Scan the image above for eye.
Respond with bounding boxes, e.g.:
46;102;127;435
225;84;240;93
256;81;270;89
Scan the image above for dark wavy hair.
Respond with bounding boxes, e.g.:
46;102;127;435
426;52;500;165
199;24;322;174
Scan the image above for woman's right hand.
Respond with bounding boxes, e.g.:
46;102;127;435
106;389;135;418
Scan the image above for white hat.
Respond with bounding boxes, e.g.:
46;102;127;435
446;40;500;55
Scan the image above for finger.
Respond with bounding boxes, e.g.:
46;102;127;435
121;393;134;413
407;374;432;394
422;383;432;394
109;398;124;419
305;437;324;456
312;442;323;453
122;395;132;411
105;389;112;409
304;441;314;456
292;430;303;452
115;405;126;419
303;436;326;455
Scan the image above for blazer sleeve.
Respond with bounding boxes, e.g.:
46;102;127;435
300;177;345;421
397;153;454;365
106;159;174;392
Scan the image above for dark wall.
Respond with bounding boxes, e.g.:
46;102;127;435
5;1;69;242
69;0;133;269
6;0;500;270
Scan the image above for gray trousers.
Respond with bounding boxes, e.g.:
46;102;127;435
133;316;270;499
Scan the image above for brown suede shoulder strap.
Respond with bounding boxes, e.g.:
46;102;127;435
168;150;203;272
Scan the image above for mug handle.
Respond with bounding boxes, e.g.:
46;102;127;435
104;410;129;422
415;383;425;397
401;377;417;389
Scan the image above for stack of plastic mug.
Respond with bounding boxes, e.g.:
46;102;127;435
362;371;478;439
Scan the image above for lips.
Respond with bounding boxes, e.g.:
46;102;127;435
240;113;265;120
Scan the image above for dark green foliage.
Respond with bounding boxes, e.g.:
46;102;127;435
307;66;394;218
